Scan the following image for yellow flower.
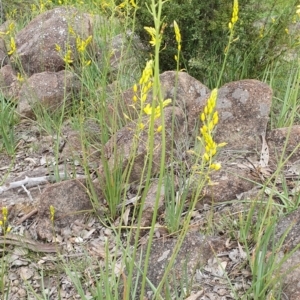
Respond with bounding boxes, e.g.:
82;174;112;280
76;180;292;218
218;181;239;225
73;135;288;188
210;163;221;170
68;26;76;36
130;0;137;8
83;59;91;67
133;84;138;93
139;60;153;84
203;153;210;161
200;113;205;122
143;104;152;115
229;0;239;30
162;99;172;107
7;37;16;55
139;123;145;130
173;20;181;45
144;26;159;46
6;23;15;35
212;111;219;125
76;35;92;53
17;73;24;82
156;125;162;132
63;49;73;64
50;205;55;222
118;1;126;8
55;43;61;52
218;142;227;148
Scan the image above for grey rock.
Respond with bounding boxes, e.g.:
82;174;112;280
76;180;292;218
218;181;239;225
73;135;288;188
16;7;95;76
17;70;80;118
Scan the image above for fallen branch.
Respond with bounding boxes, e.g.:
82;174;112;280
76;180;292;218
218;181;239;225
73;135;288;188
0;173;86;195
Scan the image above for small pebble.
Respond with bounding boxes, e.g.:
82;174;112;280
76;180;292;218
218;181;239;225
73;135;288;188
13;279;19;286
18;288;27;297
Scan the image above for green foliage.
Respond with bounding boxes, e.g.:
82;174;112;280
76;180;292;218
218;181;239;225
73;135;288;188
0;95;16;156
133;0;298;87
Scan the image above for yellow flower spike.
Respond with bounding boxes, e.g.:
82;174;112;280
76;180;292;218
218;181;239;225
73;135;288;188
55;44;61;52
68;26;76;36
133;95;137;102
133;84;138;93
139;123;145;130
63;49;73;64
156;125;162;132
175;55;178;62
8;37;16;55
144;26;159;46
50;205;55;222
2;207;8;217
6;226;11;233
6;22;15;35
229;0;239;30
173;20;181;45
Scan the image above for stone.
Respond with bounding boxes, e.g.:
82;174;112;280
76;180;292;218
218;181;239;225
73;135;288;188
108;31;143;80
215;79;272;150
0;37;9;67
267;125;300;167
36;178;103;240
17;70;80;118
15;7;95;76
0;64;19;99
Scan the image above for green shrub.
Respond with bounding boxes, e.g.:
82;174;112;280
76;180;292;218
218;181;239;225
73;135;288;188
131;0;298;87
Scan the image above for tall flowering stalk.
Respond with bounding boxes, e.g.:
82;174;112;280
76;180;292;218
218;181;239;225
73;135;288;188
218;0;239;87
199;89;226;171
173;20;181;69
